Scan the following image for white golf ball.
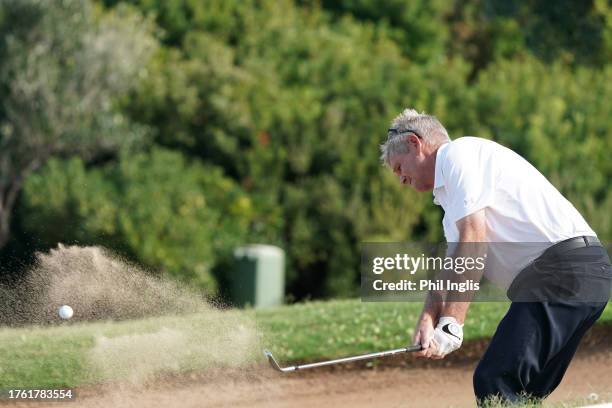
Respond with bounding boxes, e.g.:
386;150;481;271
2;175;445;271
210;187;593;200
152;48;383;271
58;305;74;319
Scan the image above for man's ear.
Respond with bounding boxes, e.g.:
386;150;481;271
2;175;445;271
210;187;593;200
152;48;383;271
408;134;421;152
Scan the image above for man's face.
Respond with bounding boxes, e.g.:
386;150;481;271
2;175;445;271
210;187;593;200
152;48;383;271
388;138;435;192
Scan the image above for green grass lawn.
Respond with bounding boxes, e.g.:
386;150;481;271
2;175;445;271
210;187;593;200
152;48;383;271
258;300;612;361
0;300;610;389
258;300;509;361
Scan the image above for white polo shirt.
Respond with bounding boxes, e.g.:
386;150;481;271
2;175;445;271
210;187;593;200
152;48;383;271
433;137;596;288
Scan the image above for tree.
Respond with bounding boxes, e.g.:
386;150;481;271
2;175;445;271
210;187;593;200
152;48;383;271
20;149;256;292
119;0;459;297
0;0;157;248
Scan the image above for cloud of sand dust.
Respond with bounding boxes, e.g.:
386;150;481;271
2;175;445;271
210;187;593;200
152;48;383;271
1;244;263;383
5;244;205;324
88;316;260;384
90;328;187;382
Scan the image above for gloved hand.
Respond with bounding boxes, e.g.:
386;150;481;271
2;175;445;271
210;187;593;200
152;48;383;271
432;316;463;357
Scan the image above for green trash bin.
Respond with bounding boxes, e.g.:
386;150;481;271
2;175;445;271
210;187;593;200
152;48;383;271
231;244;285;308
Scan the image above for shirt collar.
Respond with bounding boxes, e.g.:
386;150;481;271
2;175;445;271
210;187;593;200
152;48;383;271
433;142;450;189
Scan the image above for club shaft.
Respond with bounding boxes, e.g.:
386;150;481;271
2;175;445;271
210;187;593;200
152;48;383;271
289;346;421;371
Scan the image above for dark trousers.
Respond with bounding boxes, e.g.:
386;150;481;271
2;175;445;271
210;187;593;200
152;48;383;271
473;242;611;404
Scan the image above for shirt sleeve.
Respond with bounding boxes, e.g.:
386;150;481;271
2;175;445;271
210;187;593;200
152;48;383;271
441;146;495;225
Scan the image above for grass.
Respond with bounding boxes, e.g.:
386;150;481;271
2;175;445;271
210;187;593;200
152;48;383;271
258;300;612;361
480;392;609;407
0;300;610;389
258;300;509;361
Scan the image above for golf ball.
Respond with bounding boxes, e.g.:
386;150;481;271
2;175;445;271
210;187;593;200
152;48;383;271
58;305;74;319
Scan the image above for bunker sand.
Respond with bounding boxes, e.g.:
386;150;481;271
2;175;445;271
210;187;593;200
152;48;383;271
22;328;612;408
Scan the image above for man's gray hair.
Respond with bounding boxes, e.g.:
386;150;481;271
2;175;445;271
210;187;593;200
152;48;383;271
380;108;450;166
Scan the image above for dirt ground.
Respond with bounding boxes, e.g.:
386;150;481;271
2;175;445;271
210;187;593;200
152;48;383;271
5;326;611;408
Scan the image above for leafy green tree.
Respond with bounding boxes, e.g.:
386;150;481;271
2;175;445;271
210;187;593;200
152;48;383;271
446;0;611;77
468;57;612;238
0;0;156;248
300;0;452;63
485;0;611;65
116;0;472;297
20;148;255;291
12;0;607;299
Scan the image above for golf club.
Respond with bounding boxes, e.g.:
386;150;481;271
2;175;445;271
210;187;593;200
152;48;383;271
264;345;423;373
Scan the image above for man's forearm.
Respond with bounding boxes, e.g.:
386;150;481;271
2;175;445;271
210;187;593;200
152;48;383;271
432;211;487;325
441;301;470;325
420;290;443;321
438;243;485;324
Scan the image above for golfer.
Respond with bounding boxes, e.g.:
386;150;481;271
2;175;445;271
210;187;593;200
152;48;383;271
379;108;611;404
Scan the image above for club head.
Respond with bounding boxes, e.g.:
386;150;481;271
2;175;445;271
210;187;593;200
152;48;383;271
263;350;284;372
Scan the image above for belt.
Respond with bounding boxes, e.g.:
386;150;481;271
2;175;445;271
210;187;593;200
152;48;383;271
542;236;602;259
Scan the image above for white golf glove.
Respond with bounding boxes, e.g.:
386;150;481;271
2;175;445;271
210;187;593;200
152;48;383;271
433;316;463;356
